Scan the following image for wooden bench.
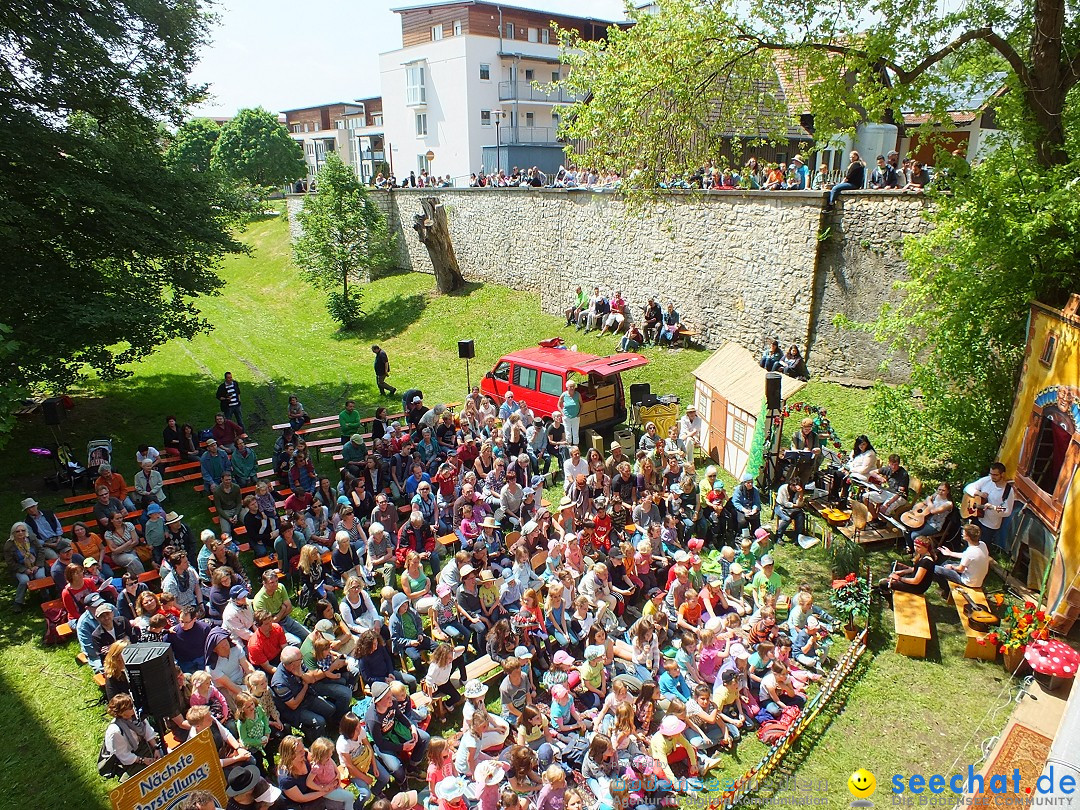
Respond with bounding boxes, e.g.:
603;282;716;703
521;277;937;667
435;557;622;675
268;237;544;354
28;575;55;593
893;591;931;658
272;414;340;431
465;654;500;683
677;329;698;348
63;509;144;533
948;582;997;661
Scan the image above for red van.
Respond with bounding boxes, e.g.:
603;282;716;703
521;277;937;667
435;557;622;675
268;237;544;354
480;345;648;431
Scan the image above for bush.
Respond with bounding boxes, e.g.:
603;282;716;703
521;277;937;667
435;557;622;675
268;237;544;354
326;291;364;329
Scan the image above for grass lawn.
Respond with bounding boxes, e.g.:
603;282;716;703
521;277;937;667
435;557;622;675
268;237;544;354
0;211;1015;809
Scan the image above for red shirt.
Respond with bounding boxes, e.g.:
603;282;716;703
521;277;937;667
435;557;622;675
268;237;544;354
284;492;313;514
247;623;287;668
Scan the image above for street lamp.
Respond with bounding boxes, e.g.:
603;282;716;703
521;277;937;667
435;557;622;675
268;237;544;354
493;109;505;177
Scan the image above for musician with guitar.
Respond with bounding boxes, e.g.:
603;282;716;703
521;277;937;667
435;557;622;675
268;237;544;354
774;480;806;542
961;463;1015;550
788;419;822;487
934;524;990;593
864;454;909;520
904;482;954;554
877;535;936;599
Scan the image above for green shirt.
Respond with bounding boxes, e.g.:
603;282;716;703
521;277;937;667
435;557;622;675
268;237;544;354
751;570;781;602
400;610;419;640
253;585;288;617
339;408;362;437
342;439;368;464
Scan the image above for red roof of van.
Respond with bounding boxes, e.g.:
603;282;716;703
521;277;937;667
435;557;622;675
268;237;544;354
502;347;648;377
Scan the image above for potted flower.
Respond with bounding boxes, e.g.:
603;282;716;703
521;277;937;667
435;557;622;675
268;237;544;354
979;600;1050;675
831;572;872;640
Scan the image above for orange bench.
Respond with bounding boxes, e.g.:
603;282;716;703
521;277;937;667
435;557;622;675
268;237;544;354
41;598;73;640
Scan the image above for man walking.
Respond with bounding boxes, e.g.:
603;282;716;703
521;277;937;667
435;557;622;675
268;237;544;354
371;345;396;397
216;372;244;430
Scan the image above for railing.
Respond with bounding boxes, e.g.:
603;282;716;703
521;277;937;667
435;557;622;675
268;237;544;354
497;81;585;103
497;126;559;145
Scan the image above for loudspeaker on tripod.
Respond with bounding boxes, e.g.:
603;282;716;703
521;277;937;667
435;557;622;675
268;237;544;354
765;372;782;411
458;339;475;360
123;642;183;719
42;397;65;426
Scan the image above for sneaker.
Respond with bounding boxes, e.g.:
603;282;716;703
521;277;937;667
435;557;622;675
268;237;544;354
699;753;721;773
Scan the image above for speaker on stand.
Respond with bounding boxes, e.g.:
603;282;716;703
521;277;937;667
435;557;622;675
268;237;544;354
762;373;785;491
123;642;183;754
458;339;475;397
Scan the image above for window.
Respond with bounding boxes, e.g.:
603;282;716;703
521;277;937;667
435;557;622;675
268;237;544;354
505;22;514;39
525;112;534;127
539;372;564;397
431;24;443;40
1028;408;1071;496
1040;333;1058;367
417;154;431;174
513;365;538;390
479;63;490;81
480;109;491;127
732;419;747;446
492;361;511;383
291;124;301;133
335;120;344;129
551;70;560;83
405;63;426;105
525;69;534;81
528;27;538;42
552;111;560;127
541;27;550;44
415;113;427;137
373;114;383;126
453;20;463;36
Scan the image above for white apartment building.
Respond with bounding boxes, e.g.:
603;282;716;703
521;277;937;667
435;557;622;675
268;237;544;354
379;0;617;183
283;98;386;185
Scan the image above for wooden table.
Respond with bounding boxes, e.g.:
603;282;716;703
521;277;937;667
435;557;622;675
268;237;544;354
948;582;998;661
893;591;931;658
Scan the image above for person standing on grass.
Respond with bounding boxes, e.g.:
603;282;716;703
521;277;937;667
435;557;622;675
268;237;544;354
372;345;397;397
217;371;245;430
339;400;362;444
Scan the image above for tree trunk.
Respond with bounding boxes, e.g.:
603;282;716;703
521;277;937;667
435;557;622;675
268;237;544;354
1026;0;1070;167
413;197;465;293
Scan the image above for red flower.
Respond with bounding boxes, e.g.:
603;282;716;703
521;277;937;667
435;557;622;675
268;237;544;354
1025;601;1036;610
846;573;857;583
1036;611;1046;622
999;646;1007;654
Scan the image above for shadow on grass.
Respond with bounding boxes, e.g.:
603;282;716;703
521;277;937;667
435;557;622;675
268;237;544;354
331;293;429;342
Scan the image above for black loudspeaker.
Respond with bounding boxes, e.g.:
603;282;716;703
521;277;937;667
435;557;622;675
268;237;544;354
42;397;65;426
458;339;475;360
765;372;782;411
123;642;182;719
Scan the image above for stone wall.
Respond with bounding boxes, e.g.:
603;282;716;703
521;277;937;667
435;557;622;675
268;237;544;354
288;188;930;382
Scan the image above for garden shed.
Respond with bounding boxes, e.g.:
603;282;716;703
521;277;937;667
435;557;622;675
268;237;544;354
692;343;806;480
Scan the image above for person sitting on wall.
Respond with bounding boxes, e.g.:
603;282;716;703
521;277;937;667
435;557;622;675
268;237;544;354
655;304;683;347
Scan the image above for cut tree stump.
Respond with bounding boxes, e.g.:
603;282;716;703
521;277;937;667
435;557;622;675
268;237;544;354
413;196;465;293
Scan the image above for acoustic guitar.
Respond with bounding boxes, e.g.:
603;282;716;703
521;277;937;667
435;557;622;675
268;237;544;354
960;492;1005;520
900;501;932;529
958;589;1000;632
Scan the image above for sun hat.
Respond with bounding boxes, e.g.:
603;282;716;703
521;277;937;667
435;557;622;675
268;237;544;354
551;684;570;700
314;619;337;641
464;680;488;699
479;569;495;582
729;563;744;576
226;763;268;798
370;681;390;701
760;554;775;567
436;777;472;802
728;642;750;660
713;481;726;490
584;644;606;661
688;538;705;552
482;516;498;529
754;527;771;541
514;645;534;660
391;790;420;810
521;520;538;535
522;486;535;496
686;404;696;412
553;650;574;666
165;511;183;524
559;496;573;508
459;563;476;578
436;583;452;597
20;498;37;510
146;503;164;515
741;473;754;483
660;716;687;737
673;550;691;564
610;440;622;450
475;759;507;787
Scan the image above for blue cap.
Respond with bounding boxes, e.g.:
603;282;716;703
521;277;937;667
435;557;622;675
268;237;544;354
146;503;165;515
229;585;250;600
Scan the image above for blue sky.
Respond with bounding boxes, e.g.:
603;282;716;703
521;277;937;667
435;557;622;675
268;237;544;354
190;0;628;116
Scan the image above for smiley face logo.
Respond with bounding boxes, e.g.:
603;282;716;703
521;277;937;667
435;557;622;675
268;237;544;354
848;769;877;800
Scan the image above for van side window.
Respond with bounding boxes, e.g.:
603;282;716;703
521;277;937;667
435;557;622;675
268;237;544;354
513;365;538;389
539;371;563;396
492;361;510;382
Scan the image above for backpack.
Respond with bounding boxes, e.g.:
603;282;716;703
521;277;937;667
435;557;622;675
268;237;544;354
756;705;801;745
44;606;69;646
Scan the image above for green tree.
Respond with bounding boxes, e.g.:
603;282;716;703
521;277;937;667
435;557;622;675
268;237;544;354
293;154;397;329
556;0;1080;176
0;0;244;428
167;117;221;172
212;107;306;191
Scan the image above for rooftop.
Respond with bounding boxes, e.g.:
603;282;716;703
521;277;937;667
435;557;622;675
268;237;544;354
390;0;622;25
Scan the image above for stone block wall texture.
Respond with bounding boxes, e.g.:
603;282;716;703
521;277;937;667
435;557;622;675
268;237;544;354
287;189;931;382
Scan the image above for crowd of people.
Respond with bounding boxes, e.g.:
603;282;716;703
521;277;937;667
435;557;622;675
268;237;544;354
3;354;1020;810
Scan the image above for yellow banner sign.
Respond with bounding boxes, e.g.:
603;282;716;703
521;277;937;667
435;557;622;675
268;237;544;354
110;729;226;810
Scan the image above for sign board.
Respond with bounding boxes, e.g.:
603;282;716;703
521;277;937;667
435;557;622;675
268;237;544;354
425;150;435;161
110;729;226;810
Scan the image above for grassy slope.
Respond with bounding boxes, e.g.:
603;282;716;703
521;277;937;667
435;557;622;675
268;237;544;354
0;212;1010;810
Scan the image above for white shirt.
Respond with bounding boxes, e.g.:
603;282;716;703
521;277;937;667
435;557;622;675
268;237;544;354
105;718;157;765
679;415;705;443
958;541;991;587
136;446;161;466
222;600;254;643
563;456;589;490
963;476;1015;530
341;590;380;633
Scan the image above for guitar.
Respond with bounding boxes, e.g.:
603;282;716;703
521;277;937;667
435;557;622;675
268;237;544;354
900;501;932;529
960;492;1006;520
958;589;1000;631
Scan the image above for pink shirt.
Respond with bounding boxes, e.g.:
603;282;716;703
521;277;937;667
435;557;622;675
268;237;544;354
308;758;338;790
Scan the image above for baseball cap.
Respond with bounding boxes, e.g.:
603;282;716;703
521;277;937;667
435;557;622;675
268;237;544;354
314;619;337;641
412;396;422;403
436;583;452;597
229;585;250;601
553;650;574;666
514;645;533;660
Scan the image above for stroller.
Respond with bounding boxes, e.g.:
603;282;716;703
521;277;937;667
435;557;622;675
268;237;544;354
87;437;113;475
33;443;92;494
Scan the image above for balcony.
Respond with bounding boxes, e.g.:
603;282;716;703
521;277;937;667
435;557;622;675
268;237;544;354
498;126;560;145
497;81;585;104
